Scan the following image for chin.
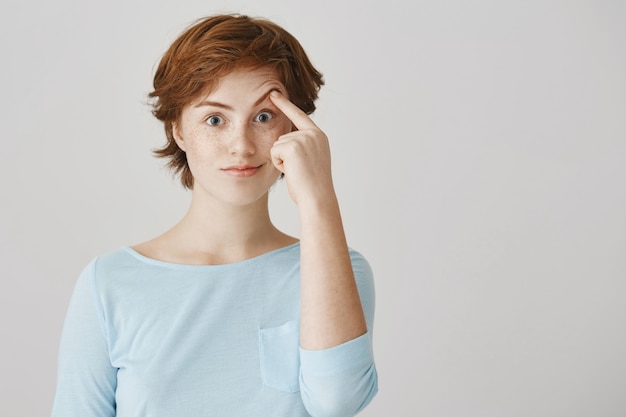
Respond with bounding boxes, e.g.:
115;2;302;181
193;172;280;207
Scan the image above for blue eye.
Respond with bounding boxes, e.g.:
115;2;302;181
255;112;273;123
206;115;224;126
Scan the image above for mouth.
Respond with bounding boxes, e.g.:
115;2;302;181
221;164;263;178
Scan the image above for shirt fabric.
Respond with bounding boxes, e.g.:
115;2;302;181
51;242;377;417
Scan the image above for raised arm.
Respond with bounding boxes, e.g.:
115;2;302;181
269;90;367;350
270;91;377;417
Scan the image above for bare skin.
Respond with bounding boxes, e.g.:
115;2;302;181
133;68;366;350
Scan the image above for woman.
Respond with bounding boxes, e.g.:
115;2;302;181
52;14;377;417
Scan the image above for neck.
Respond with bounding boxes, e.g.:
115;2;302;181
185;191;274;246
154;190;295;265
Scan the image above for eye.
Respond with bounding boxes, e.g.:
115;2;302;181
255;111;274;123
206;115;224;126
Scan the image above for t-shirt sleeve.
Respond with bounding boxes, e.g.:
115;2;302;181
298;250;378;417
51;259;117;417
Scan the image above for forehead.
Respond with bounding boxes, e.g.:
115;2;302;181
191;67;286;106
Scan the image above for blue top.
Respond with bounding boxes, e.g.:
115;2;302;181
51;243;377;417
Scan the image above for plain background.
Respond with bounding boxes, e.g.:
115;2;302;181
1;0;625;416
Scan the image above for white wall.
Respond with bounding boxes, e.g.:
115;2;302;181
1;0;624;415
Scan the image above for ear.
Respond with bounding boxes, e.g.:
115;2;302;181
172;121;186;152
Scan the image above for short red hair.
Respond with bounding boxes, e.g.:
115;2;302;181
149;14;324;189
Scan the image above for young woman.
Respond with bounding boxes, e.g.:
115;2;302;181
52;14;377;417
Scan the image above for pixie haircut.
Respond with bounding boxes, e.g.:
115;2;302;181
149;14;324;189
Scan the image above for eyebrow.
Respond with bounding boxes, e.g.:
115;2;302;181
193;89;277;110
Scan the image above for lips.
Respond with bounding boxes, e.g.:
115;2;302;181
221;164;262;178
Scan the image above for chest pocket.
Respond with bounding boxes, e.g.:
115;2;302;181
258;319;300;393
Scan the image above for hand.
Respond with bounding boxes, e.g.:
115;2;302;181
269;91;336;207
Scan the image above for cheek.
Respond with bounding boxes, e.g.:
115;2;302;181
182;130;223;165
185;125;223;150
255;135;277;156
257;123;289;148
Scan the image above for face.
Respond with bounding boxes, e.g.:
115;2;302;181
173;67;292;207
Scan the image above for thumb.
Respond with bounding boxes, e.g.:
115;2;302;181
270;143;285;173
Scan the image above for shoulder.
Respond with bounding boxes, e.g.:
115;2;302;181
80;247;150;293
74;248;132;283
93;247;142;273
66;248;138;322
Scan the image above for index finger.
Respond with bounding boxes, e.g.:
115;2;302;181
269;90;319;130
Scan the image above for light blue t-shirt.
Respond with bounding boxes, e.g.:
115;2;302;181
52;243;377;417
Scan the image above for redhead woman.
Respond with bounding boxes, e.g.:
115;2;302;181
51;14;377;417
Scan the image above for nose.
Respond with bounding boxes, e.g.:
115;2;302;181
228;123;256;156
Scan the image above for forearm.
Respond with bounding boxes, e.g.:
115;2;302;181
268;91;369;350
298;193;367;350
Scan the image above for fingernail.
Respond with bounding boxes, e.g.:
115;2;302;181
270;90;281;97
